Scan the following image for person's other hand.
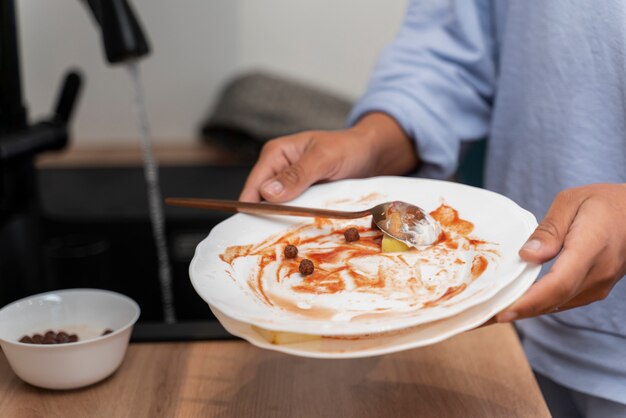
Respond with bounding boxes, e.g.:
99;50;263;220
239;113;418;202
497;183;626;322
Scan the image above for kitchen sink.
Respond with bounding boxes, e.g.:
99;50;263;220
36;164;252;341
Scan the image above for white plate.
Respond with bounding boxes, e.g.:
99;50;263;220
191;177;537;336
212;263;541;359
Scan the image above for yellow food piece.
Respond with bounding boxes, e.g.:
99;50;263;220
381;234;410;253
251;325;322;345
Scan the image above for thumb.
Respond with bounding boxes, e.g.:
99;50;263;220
259;149;331;202
520;190;581;264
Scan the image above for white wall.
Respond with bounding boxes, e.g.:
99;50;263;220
18;0;406;145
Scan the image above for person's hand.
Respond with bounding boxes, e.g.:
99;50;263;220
239;113;419;202
496;183;626;323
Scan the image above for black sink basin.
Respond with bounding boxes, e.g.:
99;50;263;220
36;164;252;341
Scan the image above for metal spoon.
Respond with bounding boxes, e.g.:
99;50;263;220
165;198;441;247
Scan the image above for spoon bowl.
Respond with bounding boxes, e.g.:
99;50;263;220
166;198;441;247
370;201;441;247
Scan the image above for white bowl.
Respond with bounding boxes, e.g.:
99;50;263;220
0;289;140;390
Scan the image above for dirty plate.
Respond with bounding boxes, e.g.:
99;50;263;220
190;177;536;336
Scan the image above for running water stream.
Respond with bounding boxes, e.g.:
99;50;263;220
127;61;176;323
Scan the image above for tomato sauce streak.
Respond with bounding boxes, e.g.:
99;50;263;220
292;267;347;294
220;203;494;310
469;239;486;246
471;255;488;279
349;269;386;289
423;283;468;307
430;204;474;235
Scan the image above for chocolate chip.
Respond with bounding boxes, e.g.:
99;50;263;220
42;335;56;344
344;227;360;242
284;244;298;259
19;330;79;344
299;259;314;276
102;329;113;336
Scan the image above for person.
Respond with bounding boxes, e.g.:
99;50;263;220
239;1;626;416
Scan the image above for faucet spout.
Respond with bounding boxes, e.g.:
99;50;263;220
84;0;150;64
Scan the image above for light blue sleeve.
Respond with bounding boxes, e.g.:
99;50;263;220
347;0;496;179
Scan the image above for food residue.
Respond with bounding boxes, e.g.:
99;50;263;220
219;203;498;322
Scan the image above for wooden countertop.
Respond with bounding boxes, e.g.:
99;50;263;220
0;325;549;417
36;142;250;169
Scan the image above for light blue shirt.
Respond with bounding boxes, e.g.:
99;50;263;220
349;0;626;404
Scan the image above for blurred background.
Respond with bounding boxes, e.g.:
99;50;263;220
21;0;406;145
1;0;413;339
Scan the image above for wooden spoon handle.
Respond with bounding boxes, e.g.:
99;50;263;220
165;198;371;219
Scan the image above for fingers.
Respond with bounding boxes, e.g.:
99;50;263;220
557;252;621;310
519;189;583;264
498;207;601;322
259;143;337;202
239;138;302;202
494;184;626;323
497;247;594;322
239;113;416;203
239;134;342;203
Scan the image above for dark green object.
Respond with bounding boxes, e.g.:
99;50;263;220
456;139;487;188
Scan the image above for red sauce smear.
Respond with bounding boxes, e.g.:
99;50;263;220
471;255;488;279
219;203;495;311
281;228;384;295
423;284;468;308
430;204;474;235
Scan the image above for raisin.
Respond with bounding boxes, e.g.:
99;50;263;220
19;330;78;344
42;335;56;344
284;244;298;259
299;259;314;276
344;227;360;242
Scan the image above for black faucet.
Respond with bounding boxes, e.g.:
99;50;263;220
0;0;150;301
84;0;150;64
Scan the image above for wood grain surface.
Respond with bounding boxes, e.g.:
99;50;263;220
36;143;249;168
0;324;549;418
